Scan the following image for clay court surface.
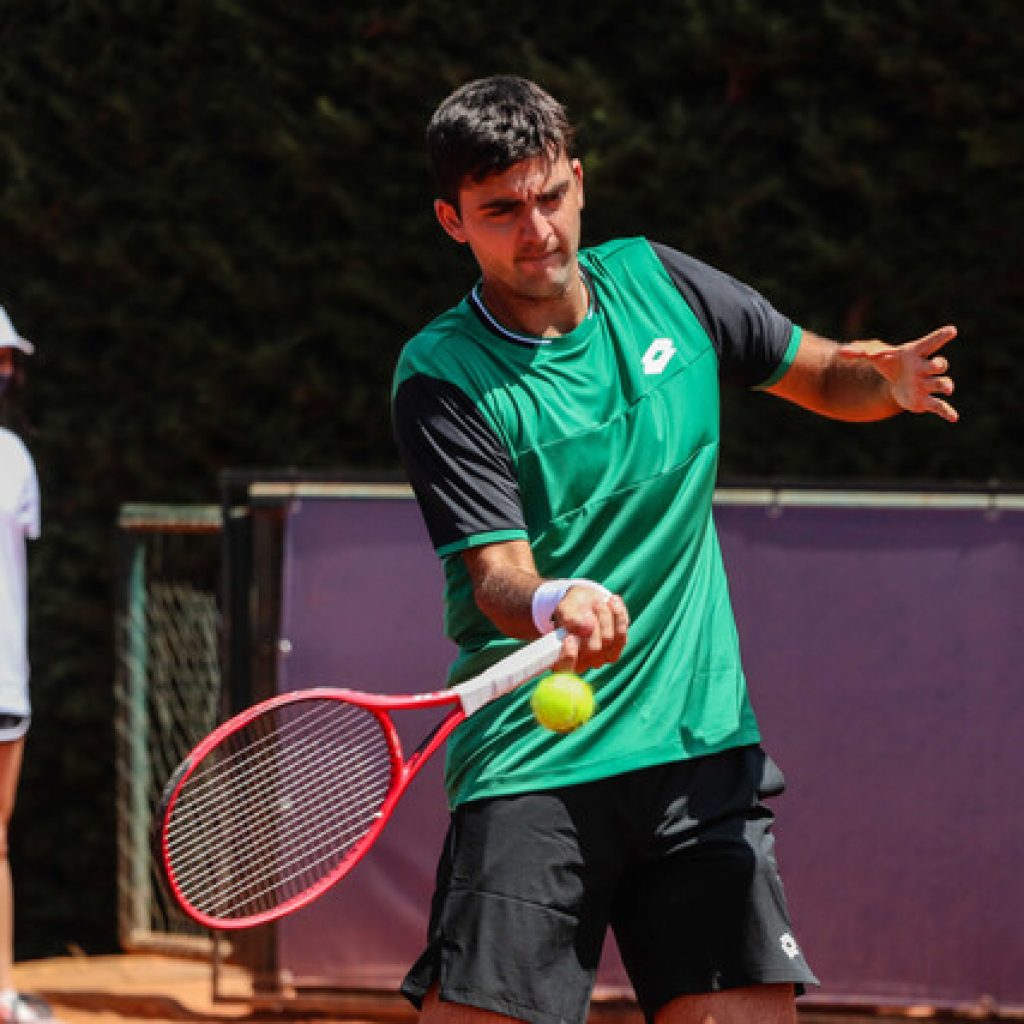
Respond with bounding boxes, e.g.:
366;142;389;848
11;952;1000;1024
13;955;253;1024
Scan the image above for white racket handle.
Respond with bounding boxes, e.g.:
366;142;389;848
453;628;567;716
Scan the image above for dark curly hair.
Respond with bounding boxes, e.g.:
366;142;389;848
426;76;576;208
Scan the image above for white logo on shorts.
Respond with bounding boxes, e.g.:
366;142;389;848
642;338;677;375
779;933;801;960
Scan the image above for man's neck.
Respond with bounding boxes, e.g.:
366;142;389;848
478;266;589;339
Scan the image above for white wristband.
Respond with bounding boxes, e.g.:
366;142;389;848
531;578;612;635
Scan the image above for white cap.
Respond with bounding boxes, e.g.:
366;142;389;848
0;306;34;355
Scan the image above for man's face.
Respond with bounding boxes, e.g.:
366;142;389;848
435;151;585;302
0;348;14;376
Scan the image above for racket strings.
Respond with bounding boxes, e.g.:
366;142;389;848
164;698;395;921
170;704;384;836
167;704;391;918
170;731;382;900
170;732;389;909
169;701;331;811
180;789;392;918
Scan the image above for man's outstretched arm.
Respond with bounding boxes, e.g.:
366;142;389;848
765;325;958;423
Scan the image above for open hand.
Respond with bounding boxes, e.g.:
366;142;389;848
839;325;958;423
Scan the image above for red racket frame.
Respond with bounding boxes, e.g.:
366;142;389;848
158;686;468;929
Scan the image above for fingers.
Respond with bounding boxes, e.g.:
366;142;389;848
585;594;628;667
905;350;958;421
898;366;958;422
552;632;580;674
928;397;959;423
553;589;629;674
912;324;957;357
924;382;958;423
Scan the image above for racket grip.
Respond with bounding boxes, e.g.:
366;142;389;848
454;628;566;716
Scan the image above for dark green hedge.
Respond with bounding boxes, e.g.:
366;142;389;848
0;1;1020;956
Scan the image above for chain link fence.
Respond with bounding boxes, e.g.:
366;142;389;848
113;504;224;954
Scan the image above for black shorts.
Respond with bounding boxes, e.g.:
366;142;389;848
402;745;818;1024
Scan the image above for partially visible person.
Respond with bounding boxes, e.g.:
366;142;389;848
0;307;59;1024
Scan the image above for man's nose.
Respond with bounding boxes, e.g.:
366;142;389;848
518;204;550;243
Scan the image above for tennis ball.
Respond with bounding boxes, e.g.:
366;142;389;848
531;673;595;734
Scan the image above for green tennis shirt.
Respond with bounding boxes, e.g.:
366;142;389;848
392;237;801;807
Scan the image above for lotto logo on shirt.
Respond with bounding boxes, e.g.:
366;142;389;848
642;337;677;375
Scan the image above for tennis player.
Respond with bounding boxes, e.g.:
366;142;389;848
391;76;956;1024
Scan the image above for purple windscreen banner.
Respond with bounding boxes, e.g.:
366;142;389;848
273;491;1024;1013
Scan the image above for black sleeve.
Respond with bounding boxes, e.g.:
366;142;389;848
392;373;527;554
650;242;797;387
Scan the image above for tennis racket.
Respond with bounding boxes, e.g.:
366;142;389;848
157;628;566;930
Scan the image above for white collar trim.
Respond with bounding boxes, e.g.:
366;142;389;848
469;270;594;346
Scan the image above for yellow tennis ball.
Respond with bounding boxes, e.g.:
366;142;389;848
531;673;595;734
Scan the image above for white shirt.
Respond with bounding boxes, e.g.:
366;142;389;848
0;427;39;715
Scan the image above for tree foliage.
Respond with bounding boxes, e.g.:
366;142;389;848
0;0;1020;955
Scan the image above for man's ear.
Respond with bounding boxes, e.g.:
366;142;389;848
434;198;467;244
572;158;585;210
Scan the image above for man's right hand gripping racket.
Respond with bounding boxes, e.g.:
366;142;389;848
157;629;566;930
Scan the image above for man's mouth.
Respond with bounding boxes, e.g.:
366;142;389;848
517;249;562;267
